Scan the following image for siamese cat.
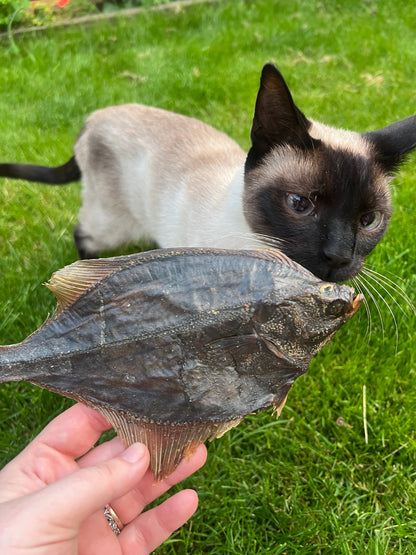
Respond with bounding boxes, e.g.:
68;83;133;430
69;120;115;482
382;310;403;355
1;63;416;282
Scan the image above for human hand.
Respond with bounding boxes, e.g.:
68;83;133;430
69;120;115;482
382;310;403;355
0;403;207;554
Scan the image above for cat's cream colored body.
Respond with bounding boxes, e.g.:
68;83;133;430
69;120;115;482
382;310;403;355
75;104;256;254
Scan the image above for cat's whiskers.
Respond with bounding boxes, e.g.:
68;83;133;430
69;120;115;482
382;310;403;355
359;271;399;349
253;233;288;251
357;272;390;332
351;263;416;351
353;274;386;340
362;265;415;315
222;231;288;252
351;276;373;338
365;263;408;283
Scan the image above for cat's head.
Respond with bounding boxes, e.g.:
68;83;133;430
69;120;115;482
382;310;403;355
243;63;416;282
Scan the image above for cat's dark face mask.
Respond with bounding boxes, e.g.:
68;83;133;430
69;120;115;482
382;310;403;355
243;144;392;282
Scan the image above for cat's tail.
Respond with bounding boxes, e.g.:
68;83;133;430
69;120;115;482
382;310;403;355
0;156;81;185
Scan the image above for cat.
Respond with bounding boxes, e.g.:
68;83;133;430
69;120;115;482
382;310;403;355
1;63;415;282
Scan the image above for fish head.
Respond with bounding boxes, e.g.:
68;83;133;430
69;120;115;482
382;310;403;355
294;280;363;349
253;257;363;365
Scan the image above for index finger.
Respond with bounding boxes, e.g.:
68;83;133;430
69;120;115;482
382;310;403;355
30;402;112;459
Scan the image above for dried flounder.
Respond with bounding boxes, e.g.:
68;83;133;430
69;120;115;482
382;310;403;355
0;248;362;478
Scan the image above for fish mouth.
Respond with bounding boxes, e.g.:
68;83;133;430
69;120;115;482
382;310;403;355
345;293;364;319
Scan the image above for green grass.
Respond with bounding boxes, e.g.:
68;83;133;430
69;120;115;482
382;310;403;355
1;0;416;552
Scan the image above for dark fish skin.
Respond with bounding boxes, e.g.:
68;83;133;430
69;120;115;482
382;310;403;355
0;248;362;478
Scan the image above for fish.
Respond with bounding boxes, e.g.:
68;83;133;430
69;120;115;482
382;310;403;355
0;248;362;479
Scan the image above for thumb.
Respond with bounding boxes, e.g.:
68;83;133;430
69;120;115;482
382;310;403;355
16;443;150;535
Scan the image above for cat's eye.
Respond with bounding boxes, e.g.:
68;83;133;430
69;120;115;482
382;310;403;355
285;193;315;216
359;211;383;231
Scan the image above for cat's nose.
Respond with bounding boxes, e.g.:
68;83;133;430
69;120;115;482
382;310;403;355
323;249;352;268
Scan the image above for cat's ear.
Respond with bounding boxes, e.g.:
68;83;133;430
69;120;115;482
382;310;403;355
249;64;316;160
364;115;416;173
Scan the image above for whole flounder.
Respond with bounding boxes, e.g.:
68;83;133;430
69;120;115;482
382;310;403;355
0;248;362;478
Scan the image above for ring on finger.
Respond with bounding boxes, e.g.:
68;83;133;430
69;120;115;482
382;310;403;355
103;504;124;536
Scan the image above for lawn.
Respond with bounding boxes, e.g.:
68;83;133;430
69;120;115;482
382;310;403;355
1;0;416;552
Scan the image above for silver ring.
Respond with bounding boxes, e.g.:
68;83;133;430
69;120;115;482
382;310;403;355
103;504;124;536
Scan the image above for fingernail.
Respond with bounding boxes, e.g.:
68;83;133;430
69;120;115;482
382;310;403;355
121;443;147;463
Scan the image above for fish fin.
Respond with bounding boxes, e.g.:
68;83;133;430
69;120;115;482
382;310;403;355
95;405;242;480
210;418;243;439
45;259;122;314
272;393;289;418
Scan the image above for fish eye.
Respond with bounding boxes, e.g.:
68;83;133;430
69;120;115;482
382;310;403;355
359;210;383;231
320;283;334;294
285;193;315;216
